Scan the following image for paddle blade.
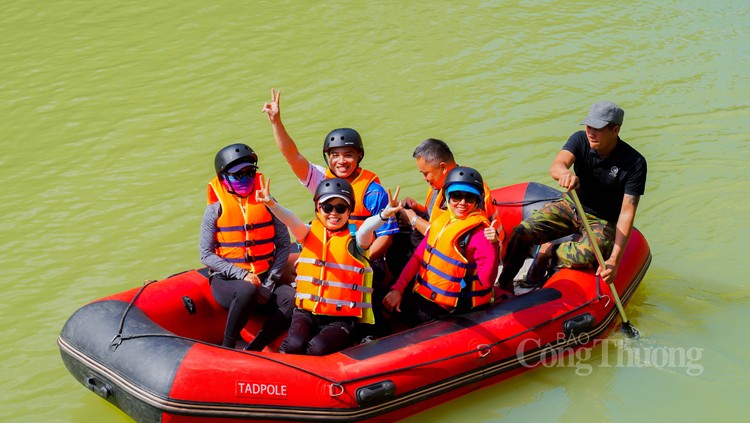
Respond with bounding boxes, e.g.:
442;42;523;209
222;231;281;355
622;322;640;338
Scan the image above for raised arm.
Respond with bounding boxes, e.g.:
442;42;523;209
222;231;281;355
262;88;312;182
255;175;310;242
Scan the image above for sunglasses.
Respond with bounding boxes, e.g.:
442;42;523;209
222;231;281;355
225;168;256;181
448;192;478;203
318;203;349;214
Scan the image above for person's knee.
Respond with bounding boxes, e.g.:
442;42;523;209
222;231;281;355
306;338;328;356
307;323;352;355
558;244;597;268
279;335;305;354
511;224;536;242
274;285;296;316
233;284;257;307
307;334;346;356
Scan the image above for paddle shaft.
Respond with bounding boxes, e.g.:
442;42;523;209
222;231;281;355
569;190;632;326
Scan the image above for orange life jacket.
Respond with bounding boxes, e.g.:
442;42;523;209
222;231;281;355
207;174;275;275
426;182;497;223
325;167;380;228
294;220;374;323
413;211;493;309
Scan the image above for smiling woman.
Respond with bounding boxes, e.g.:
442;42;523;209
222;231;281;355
253;176;403;355
383;166;501;327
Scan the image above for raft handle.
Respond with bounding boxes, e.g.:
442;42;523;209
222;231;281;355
329;383;345;397
563;313;595;340
84;375;113;399
355;380;396;406
477;344;491;358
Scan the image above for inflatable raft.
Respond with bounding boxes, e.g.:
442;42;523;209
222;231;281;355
58;182;651;423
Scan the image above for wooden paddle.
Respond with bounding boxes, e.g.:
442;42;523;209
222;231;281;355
569;189;640;338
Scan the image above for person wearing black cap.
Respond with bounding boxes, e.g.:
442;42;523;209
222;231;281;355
200;143;294;351
496;101;647;293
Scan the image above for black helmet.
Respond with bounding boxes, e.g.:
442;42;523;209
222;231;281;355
214;143;258;175
323;128;364;164
444;166;484;207
313;178;356;211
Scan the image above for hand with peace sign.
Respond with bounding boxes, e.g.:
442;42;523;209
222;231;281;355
255;174;275;206
355;185;404;251
261;88;281;124
378;186;404;221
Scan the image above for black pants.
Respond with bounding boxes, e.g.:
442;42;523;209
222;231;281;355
396;288;451;327
210;275;294;350
393;286;485;328
279;309;355;356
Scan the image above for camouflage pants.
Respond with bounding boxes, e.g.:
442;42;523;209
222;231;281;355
497;198;614;289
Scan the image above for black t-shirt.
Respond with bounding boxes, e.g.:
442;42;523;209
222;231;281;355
563;130;647;222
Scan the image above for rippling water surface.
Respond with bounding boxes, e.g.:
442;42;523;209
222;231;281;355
1;1;748;421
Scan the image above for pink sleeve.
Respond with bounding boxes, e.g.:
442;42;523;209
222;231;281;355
467;227;500;287
391;237;427;293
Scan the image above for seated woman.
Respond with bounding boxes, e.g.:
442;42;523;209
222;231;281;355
382;167;501;327
255;176;402;355
200;143;294;351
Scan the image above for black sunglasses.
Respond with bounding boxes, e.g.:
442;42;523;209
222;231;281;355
319;203;349;214
225;168;256;181
448;192;478;203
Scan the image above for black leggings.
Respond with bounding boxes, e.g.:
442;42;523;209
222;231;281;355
279;309;355;356
210;275;294;349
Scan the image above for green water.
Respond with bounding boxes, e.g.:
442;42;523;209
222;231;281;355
1;1;748;422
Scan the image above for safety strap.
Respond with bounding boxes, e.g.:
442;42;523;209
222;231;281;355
415;274;491;298
296;257;373;274
295;275;374;293
217;221;274;232
217;238;274;248
425;244;476;269
295;293;372;309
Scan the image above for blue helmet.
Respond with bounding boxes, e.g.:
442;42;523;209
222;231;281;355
444;166;484;206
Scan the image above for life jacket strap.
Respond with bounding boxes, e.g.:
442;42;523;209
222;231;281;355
295;275;373;293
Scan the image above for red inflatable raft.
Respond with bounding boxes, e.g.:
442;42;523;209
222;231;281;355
58;182;651;422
